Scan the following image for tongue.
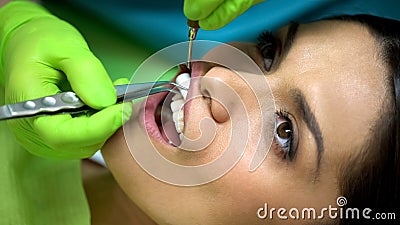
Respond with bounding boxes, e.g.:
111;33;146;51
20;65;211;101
161;120;181;146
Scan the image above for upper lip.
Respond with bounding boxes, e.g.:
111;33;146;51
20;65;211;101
190;61;204;79
185;61;205;102
183;61;204;127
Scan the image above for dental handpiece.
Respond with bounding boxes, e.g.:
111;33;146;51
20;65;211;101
187;20;199;70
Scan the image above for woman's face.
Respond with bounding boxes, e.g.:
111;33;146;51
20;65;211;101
102;20;386;224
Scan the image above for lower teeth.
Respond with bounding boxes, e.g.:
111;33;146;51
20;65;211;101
170;94;185;140
171;72;191;143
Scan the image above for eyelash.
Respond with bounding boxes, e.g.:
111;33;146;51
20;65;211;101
257;32;295;160
275;109;296;161
257;31;279;72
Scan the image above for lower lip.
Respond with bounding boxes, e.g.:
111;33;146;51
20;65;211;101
139;92;170;145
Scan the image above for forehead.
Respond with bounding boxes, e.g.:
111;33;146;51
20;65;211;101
279;20;383;73
277;20;387;163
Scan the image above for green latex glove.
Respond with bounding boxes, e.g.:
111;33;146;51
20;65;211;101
0;1;132;159
184;0;264;30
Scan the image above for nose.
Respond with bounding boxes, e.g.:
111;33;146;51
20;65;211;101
194;59;275;171
200;66;245;124
192;42;268;124
185;42;275;171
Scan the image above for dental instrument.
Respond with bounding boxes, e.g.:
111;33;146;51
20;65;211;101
187;20;199;70
0;81;187;121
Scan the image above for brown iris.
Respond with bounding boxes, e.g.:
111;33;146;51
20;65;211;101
277;122;292;139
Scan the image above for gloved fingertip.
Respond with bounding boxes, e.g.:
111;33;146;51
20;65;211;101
95;97;116;110
102;92;117;106
61;52;117;109
113;78;130;85
198;19;224;30
183;2;202;20
93;103;132;133
184;0;225;21
77;81;117;110
122;102;133;124
198;0;263;30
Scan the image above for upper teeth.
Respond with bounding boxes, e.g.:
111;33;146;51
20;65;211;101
171;73;191;141
175;73;190;99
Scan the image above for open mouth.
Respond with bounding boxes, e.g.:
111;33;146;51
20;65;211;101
154;65;191;147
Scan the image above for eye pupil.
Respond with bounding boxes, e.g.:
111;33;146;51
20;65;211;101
277;122;292;139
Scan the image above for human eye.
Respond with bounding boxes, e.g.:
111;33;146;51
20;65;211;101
274;109;298;161
257;31;281;72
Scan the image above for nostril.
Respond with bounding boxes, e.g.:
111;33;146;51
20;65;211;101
211;98;229;123
200;76;231;124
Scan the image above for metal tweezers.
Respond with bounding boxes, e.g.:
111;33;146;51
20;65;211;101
0;81;184;121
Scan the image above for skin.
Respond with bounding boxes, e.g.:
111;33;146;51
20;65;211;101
0;0;10;7
97;20;387;224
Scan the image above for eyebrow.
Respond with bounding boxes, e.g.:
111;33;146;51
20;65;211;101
290;89;324;171
279;24;324;171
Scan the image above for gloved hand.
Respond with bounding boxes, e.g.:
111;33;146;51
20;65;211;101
0;1;132;159
184;0;264;30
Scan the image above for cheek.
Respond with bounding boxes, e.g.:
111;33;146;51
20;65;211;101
101;128;141;193
102;128;128;167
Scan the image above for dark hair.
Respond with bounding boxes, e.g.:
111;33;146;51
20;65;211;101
336;15;400;225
